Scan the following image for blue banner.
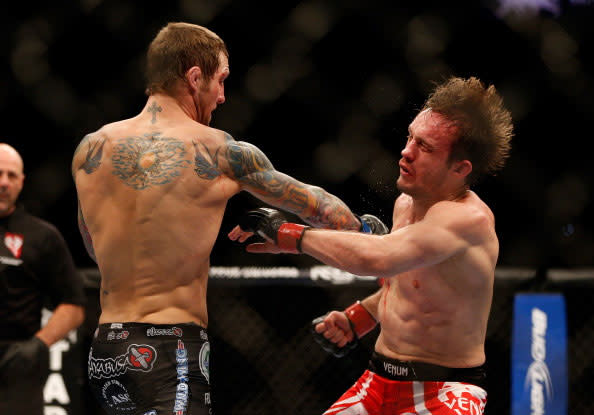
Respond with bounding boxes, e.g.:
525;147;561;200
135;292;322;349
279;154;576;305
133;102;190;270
511;294;567;415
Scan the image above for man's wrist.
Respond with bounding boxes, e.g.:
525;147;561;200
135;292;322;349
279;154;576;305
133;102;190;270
344;301;377;338
277;223;309;253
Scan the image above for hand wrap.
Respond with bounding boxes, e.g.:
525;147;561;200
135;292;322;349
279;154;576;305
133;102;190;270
311;301;378;358
344;301;378;338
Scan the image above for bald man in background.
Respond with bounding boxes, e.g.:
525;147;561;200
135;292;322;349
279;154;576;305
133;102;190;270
0;143;86;415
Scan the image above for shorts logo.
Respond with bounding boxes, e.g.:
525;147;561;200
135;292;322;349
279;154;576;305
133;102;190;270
383;362;409;377
174;340;189;415
107;330;130;340
101;379;136;412
89;344;157;379
199;341;210;384
437;382;487;414
146;326;183;337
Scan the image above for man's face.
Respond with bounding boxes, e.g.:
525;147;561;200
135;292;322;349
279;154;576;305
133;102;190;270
0;149;24;217
194;52;229;125
397;109;460;199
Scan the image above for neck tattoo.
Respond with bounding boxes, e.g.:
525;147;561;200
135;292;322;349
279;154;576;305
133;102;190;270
147;102;162;124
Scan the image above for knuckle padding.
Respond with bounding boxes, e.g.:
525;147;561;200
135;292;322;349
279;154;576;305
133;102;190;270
310;315;357;358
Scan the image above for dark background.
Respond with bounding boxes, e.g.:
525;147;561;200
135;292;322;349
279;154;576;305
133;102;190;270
2;0;593;270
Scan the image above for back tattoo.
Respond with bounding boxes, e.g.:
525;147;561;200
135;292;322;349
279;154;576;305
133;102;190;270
111;133;190;190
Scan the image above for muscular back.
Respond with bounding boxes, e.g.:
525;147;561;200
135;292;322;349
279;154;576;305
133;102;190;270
73;99;361;327
73;113;242;326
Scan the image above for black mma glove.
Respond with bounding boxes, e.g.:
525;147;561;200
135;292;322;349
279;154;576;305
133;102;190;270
0;336;49;382
358;214;389;235
311;315;358;358
238;207;310;253
311;302;378;358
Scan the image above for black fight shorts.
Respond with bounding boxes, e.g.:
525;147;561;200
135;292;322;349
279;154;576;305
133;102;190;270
88;322;211;415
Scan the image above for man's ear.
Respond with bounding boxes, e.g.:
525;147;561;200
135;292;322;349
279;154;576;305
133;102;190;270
453;159;472;178
185;66;202;93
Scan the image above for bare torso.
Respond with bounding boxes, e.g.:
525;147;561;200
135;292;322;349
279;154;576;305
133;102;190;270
74;101;241;327
374;191;498;367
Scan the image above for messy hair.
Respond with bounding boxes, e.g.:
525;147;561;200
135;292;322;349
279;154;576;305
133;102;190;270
423;77;513;184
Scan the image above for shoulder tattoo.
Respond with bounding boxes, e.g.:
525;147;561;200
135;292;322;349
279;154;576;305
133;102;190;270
75;134;106;174
193;140;222;180
111;132;190;190
224;140;276;190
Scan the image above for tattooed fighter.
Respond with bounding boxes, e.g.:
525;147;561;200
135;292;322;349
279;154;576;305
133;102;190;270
72;22;386;415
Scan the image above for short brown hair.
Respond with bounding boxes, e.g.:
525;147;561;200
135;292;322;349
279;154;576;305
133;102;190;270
423;77;513;184
145;22;229;96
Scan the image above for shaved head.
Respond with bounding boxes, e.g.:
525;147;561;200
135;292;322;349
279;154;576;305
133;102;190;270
0;143;25;217
0;144;24;174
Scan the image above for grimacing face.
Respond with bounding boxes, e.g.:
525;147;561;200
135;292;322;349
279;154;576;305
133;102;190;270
397;109;461;199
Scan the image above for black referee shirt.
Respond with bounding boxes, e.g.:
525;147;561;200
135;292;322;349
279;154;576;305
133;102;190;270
0;205;85;340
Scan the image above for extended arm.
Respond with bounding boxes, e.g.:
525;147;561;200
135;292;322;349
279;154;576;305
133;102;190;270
301;204;487;277
245;201;490;277
211;134;361;230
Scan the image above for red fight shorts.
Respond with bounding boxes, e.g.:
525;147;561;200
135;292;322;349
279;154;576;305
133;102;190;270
323;353;487;415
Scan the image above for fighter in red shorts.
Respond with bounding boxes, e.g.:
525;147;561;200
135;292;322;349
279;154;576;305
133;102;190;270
232;77;513;414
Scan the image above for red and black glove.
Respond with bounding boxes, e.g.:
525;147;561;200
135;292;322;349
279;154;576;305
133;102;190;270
311;301;378;358
238;208;309;254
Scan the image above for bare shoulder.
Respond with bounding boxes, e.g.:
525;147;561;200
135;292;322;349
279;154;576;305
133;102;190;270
72;127;110;175
191;127;275;181
426;192;495;241
394;193;412;213
73;120;127;158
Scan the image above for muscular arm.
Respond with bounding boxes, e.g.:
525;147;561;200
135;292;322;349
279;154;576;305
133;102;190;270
199;133;361;230
35;304;85;347
77;201;96;263
299;201;490;278
72;133;104;263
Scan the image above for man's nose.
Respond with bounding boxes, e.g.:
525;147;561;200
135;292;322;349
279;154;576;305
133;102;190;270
401;142;414;161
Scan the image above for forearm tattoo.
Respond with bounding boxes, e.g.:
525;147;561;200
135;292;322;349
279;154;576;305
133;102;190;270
197;136;359;229
111;133;190;189
304;187;359;230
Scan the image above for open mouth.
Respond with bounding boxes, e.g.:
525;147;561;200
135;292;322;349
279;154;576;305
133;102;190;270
399;162;412;176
